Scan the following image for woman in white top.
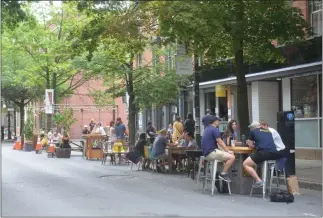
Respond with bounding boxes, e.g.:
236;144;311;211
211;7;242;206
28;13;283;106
109;121;116;142
95;123;106;135
50;131;61;144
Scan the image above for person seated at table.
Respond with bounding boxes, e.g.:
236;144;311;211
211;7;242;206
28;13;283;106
186;132;198;148
135;133;149;169
243;121;284;188
40;133;49;149
61;131;71;149
223;120;238;146
50;130;61;146
201;116;235;182
82;125;91;135
151;129;169;171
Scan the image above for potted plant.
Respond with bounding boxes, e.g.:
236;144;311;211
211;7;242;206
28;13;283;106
53;108;77;158
23;108;34;152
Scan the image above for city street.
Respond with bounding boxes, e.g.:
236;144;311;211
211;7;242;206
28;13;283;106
2;143;322;217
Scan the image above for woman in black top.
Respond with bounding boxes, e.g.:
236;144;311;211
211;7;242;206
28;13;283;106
135;133;147;157
146;121;156;145
184;113;195;135
61;131;71;149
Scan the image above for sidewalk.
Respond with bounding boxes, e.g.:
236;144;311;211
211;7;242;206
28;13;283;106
296;159;322;191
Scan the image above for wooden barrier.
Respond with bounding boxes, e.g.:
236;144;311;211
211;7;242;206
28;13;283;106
85;134;104;160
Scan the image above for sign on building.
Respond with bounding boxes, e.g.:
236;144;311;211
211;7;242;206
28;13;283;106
45;89;54;114
175;44;194;75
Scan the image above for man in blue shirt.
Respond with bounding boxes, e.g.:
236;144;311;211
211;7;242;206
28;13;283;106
243;121;284;188
201;116;235;182
202;109;213;128
115;117;126;143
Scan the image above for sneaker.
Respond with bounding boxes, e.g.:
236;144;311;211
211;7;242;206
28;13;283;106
219;173;231;182
252;181;264;188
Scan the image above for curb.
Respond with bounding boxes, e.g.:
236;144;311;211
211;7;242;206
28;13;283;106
279;178;322;191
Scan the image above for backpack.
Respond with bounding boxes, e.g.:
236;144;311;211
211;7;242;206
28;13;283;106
214;172;229;194
126;151;141;164
270;191;294;204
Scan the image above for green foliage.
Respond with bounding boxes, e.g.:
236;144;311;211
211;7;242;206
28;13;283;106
3;2;98;101
1;0;30;30
147;0;312;64
53;108;77;133
144;0;313;135
24;108;34;141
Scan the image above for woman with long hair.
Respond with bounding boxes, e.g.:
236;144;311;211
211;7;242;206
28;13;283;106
61;130;71;149
223;120;238;146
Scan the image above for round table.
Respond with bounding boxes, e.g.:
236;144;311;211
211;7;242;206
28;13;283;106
228;146;255;154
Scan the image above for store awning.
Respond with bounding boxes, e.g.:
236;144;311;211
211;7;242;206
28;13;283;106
198;61;322;89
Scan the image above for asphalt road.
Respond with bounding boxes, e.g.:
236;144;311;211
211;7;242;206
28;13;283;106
2;143;322;217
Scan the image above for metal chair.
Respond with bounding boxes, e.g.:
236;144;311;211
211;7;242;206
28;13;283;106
250;160;287;199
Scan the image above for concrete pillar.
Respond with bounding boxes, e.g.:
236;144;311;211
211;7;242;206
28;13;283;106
282;78;291;111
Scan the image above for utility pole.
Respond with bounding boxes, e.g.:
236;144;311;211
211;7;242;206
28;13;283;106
194;55;202;147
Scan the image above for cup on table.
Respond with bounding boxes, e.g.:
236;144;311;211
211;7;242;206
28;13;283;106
231;140;235;147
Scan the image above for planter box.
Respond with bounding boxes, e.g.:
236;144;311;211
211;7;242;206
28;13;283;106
55;148;71;158
24;141;33;152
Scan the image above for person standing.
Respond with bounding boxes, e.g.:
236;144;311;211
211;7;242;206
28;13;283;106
115;117;126;144
172;116;184;143
146;121;156;145
89;119;95;132
201;116;235;182
109;121;116;143
95;123;106;135
202;109;213;128
184;113;195;135
82;125;90;135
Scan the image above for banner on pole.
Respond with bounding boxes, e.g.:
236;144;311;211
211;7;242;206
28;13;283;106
45;89;54;114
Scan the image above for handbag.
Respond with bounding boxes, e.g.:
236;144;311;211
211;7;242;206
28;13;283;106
270;191;294;204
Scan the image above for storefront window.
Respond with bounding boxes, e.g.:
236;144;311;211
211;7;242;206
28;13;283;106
291;75;319;118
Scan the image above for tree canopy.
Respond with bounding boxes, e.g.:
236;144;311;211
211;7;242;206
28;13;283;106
145;0;312;135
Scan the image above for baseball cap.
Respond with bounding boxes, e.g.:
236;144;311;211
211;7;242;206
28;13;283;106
248;121;260;128
209;116;220;124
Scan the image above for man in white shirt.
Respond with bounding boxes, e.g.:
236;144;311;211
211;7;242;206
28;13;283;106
260;121;285;151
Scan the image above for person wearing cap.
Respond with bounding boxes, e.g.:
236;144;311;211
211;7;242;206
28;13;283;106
243;121;284;188
89;119;95;132
82;125;91;135
202;109;213;128
201;116;235;182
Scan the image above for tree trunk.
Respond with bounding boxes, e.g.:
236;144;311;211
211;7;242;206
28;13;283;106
14;108;17;137
127;62;137;147
20;104;25;145
235;43;249;137
7;110;11;140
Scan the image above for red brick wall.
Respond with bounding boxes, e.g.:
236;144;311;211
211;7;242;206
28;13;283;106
62;79;127;139
293;0;309;21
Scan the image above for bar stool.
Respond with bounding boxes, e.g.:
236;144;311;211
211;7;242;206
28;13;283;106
250;160;287;199
202;159;232;196
196;156;206;185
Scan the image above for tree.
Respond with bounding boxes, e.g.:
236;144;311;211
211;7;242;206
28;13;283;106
5;2;99;130
2;32;43;144
1;0;29;30
73;1;185;146
146;0;312;135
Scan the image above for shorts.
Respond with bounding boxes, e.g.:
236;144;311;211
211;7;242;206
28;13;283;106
205;149;230;162
154;153;168;161
250;151;283;164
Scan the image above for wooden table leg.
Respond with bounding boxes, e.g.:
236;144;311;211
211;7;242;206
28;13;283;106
168;150;173;173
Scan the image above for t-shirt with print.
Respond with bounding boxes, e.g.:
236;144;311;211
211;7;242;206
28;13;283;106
201;125;221;157
249;128;276;152
151;136;168;158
